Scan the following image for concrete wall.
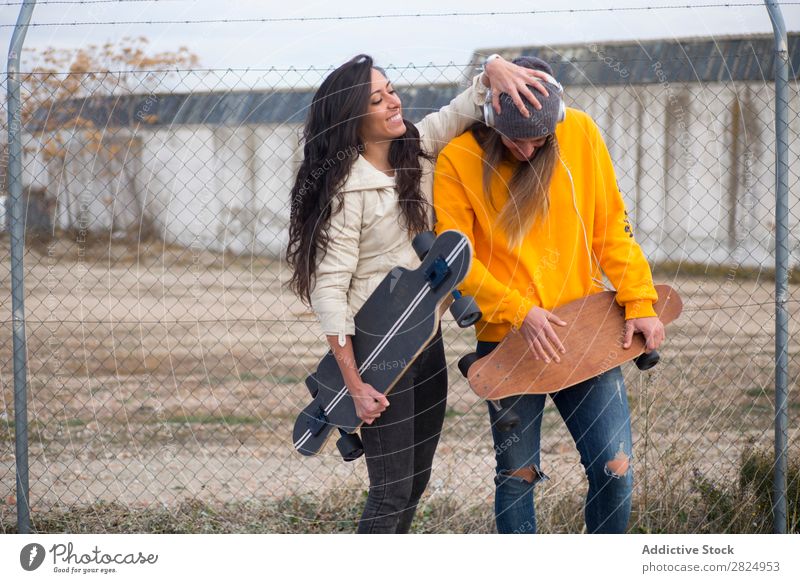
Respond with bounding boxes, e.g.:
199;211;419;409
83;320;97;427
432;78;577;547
26;123;301;257
22;81;799;268
569;81;798;268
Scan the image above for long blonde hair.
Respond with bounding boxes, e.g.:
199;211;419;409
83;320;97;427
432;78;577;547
471;123;558;249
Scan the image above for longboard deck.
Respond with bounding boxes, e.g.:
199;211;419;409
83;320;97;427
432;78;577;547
293;230;472;456
467;284;682;399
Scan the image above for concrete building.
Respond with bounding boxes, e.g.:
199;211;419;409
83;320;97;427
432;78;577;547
21;33;800;268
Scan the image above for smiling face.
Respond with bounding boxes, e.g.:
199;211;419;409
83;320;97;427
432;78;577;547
500;134;550;161
359;68;405;144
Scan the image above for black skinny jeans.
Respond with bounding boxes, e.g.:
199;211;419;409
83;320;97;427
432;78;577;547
357;328;448;534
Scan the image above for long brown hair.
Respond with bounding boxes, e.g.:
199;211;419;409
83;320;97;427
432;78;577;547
471;123;558;249
286;54;431;305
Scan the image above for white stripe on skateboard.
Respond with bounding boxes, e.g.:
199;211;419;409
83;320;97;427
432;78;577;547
295;238;467;450
294;238;468;452
324;239;468;414
324;281;429;412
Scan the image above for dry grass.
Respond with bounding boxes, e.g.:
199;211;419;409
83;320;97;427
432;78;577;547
1;235;798;533
3;446;797;533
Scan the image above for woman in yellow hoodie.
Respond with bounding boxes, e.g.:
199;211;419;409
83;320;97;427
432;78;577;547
433;56;665;533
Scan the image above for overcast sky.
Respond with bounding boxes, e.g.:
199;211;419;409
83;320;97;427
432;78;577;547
1;0;798;85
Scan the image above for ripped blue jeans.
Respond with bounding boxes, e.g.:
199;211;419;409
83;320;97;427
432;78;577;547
478;341;633;534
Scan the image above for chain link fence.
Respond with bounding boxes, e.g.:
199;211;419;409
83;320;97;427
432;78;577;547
2;41;799;533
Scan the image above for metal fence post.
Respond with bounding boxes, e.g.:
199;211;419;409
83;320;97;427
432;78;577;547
6;0;37;534
764;0;789;535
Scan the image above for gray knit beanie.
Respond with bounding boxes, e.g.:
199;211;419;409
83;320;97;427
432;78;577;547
489;56;564;139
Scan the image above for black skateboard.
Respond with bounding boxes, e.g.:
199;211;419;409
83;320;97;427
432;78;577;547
292;230;480;460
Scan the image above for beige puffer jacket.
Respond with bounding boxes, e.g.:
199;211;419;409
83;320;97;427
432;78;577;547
309;74;488;346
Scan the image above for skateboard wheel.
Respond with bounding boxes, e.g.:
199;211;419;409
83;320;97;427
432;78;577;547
412;230;436;260
336;430;364;462
458;353;478;378
450;295;482;328
305;374;319;397
634;350;660;371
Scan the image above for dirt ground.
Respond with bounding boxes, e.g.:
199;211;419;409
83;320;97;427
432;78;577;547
1;237;798;525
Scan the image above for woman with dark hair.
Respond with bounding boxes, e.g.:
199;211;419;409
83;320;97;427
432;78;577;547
433;56;666;533
286;53;550;533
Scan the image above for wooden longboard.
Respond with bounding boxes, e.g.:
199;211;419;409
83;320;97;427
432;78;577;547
292;230;473;457
465;284;682;400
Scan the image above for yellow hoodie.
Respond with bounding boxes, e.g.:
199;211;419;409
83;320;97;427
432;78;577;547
433;108;658;342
